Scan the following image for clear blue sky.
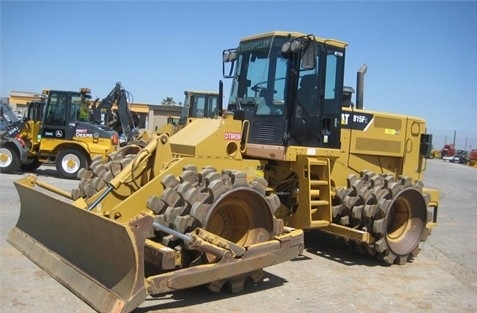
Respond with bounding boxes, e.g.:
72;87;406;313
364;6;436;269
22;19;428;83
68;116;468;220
1;1;476;150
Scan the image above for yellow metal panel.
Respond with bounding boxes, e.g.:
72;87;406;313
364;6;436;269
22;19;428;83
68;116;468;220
169;117;244;158
355;137;401;154
349;110;406;157
38;138;62;153
374;116;402;129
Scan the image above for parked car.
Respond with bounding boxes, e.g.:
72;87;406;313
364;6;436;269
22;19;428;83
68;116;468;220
450;150;469;164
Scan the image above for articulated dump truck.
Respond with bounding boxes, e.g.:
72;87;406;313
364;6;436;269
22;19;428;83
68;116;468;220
7;31;439;313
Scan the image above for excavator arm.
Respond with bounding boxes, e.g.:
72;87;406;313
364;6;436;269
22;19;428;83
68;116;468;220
91;83;138;144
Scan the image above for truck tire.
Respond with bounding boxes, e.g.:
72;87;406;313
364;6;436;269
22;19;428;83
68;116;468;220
20;157;42;172
56;148;89;179
0;145;21;174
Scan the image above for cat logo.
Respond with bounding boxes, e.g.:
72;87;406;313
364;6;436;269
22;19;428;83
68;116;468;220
55;130;63;137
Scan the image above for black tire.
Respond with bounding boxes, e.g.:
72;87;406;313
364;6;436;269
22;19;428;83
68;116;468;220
20;157;42;172
0;145;21;174
56;148;89;179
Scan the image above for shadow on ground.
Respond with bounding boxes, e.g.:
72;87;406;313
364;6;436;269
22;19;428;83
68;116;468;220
133;271;288;312
302;230;384;267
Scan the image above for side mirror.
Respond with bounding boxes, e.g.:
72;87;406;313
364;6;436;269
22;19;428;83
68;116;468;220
223;49;237;79
301;41;316;70
223;49;237;63
281;38;316;70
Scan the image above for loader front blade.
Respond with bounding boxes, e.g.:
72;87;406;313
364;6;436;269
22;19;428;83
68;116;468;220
7;179;151;313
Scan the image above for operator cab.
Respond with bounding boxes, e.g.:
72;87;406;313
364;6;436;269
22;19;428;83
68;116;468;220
224;31;346;153
40;88;118;142
180;91;220;125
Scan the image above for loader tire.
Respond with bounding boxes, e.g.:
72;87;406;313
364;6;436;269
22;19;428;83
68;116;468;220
0;145;21;174
56;148;88;180
151;166;282;292
20;157;42;172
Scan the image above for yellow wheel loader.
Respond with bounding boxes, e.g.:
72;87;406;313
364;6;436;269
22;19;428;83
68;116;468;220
7;31;438;313
156;89;221;136
0;88;119;179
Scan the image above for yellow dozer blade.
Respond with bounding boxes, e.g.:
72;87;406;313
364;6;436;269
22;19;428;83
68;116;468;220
7;179;151;313
6;176;305;313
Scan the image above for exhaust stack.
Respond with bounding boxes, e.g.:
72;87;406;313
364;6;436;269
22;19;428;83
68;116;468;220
356;64;367;109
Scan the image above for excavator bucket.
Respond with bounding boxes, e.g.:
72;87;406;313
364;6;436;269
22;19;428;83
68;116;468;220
6;177;151;313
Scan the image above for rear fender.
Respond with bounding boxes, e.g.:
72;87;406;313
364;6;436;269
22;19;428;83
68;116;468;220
1;138;29;161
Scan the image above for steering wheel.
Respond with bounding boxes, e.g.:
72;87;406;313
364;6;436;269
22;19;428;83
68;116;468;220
251;84;277;95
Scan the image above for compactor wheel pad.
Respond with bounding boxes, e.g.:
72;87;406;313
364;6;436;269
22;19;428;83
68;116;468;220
73;145;143;199
333;171;430;264
149;166;282;292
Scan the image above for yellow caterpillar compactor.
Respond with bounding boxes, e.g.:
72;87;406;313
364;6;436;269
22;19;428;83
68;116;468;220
7;31;439;313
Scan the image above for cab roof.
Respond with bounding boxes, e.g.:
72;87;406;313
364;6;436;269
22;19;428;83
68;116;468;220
240;31;348;49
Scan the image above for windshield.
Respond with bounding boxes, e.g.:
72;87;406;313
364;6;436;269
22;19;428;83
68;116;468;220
229;35;288;116
70;94;90;122
181;93;219;124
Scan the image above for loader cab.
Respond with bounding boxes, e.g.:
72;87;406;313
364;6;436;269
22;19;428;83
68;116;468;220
41;89;92;140
180;91;220;125
41;88;120;142
224;31;346;151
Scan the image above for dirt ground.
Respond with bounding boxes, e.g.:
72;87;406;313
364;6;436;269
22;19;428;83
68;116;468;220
0;159;476;313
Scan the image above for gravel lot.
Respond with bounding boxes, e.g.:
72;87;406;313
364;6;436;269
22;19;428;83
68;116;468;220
0;159;476;313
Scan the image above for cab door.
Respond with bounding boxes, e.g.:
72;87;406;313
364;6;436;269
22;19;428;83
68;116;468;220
289;47;345;149
41;91;68;140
